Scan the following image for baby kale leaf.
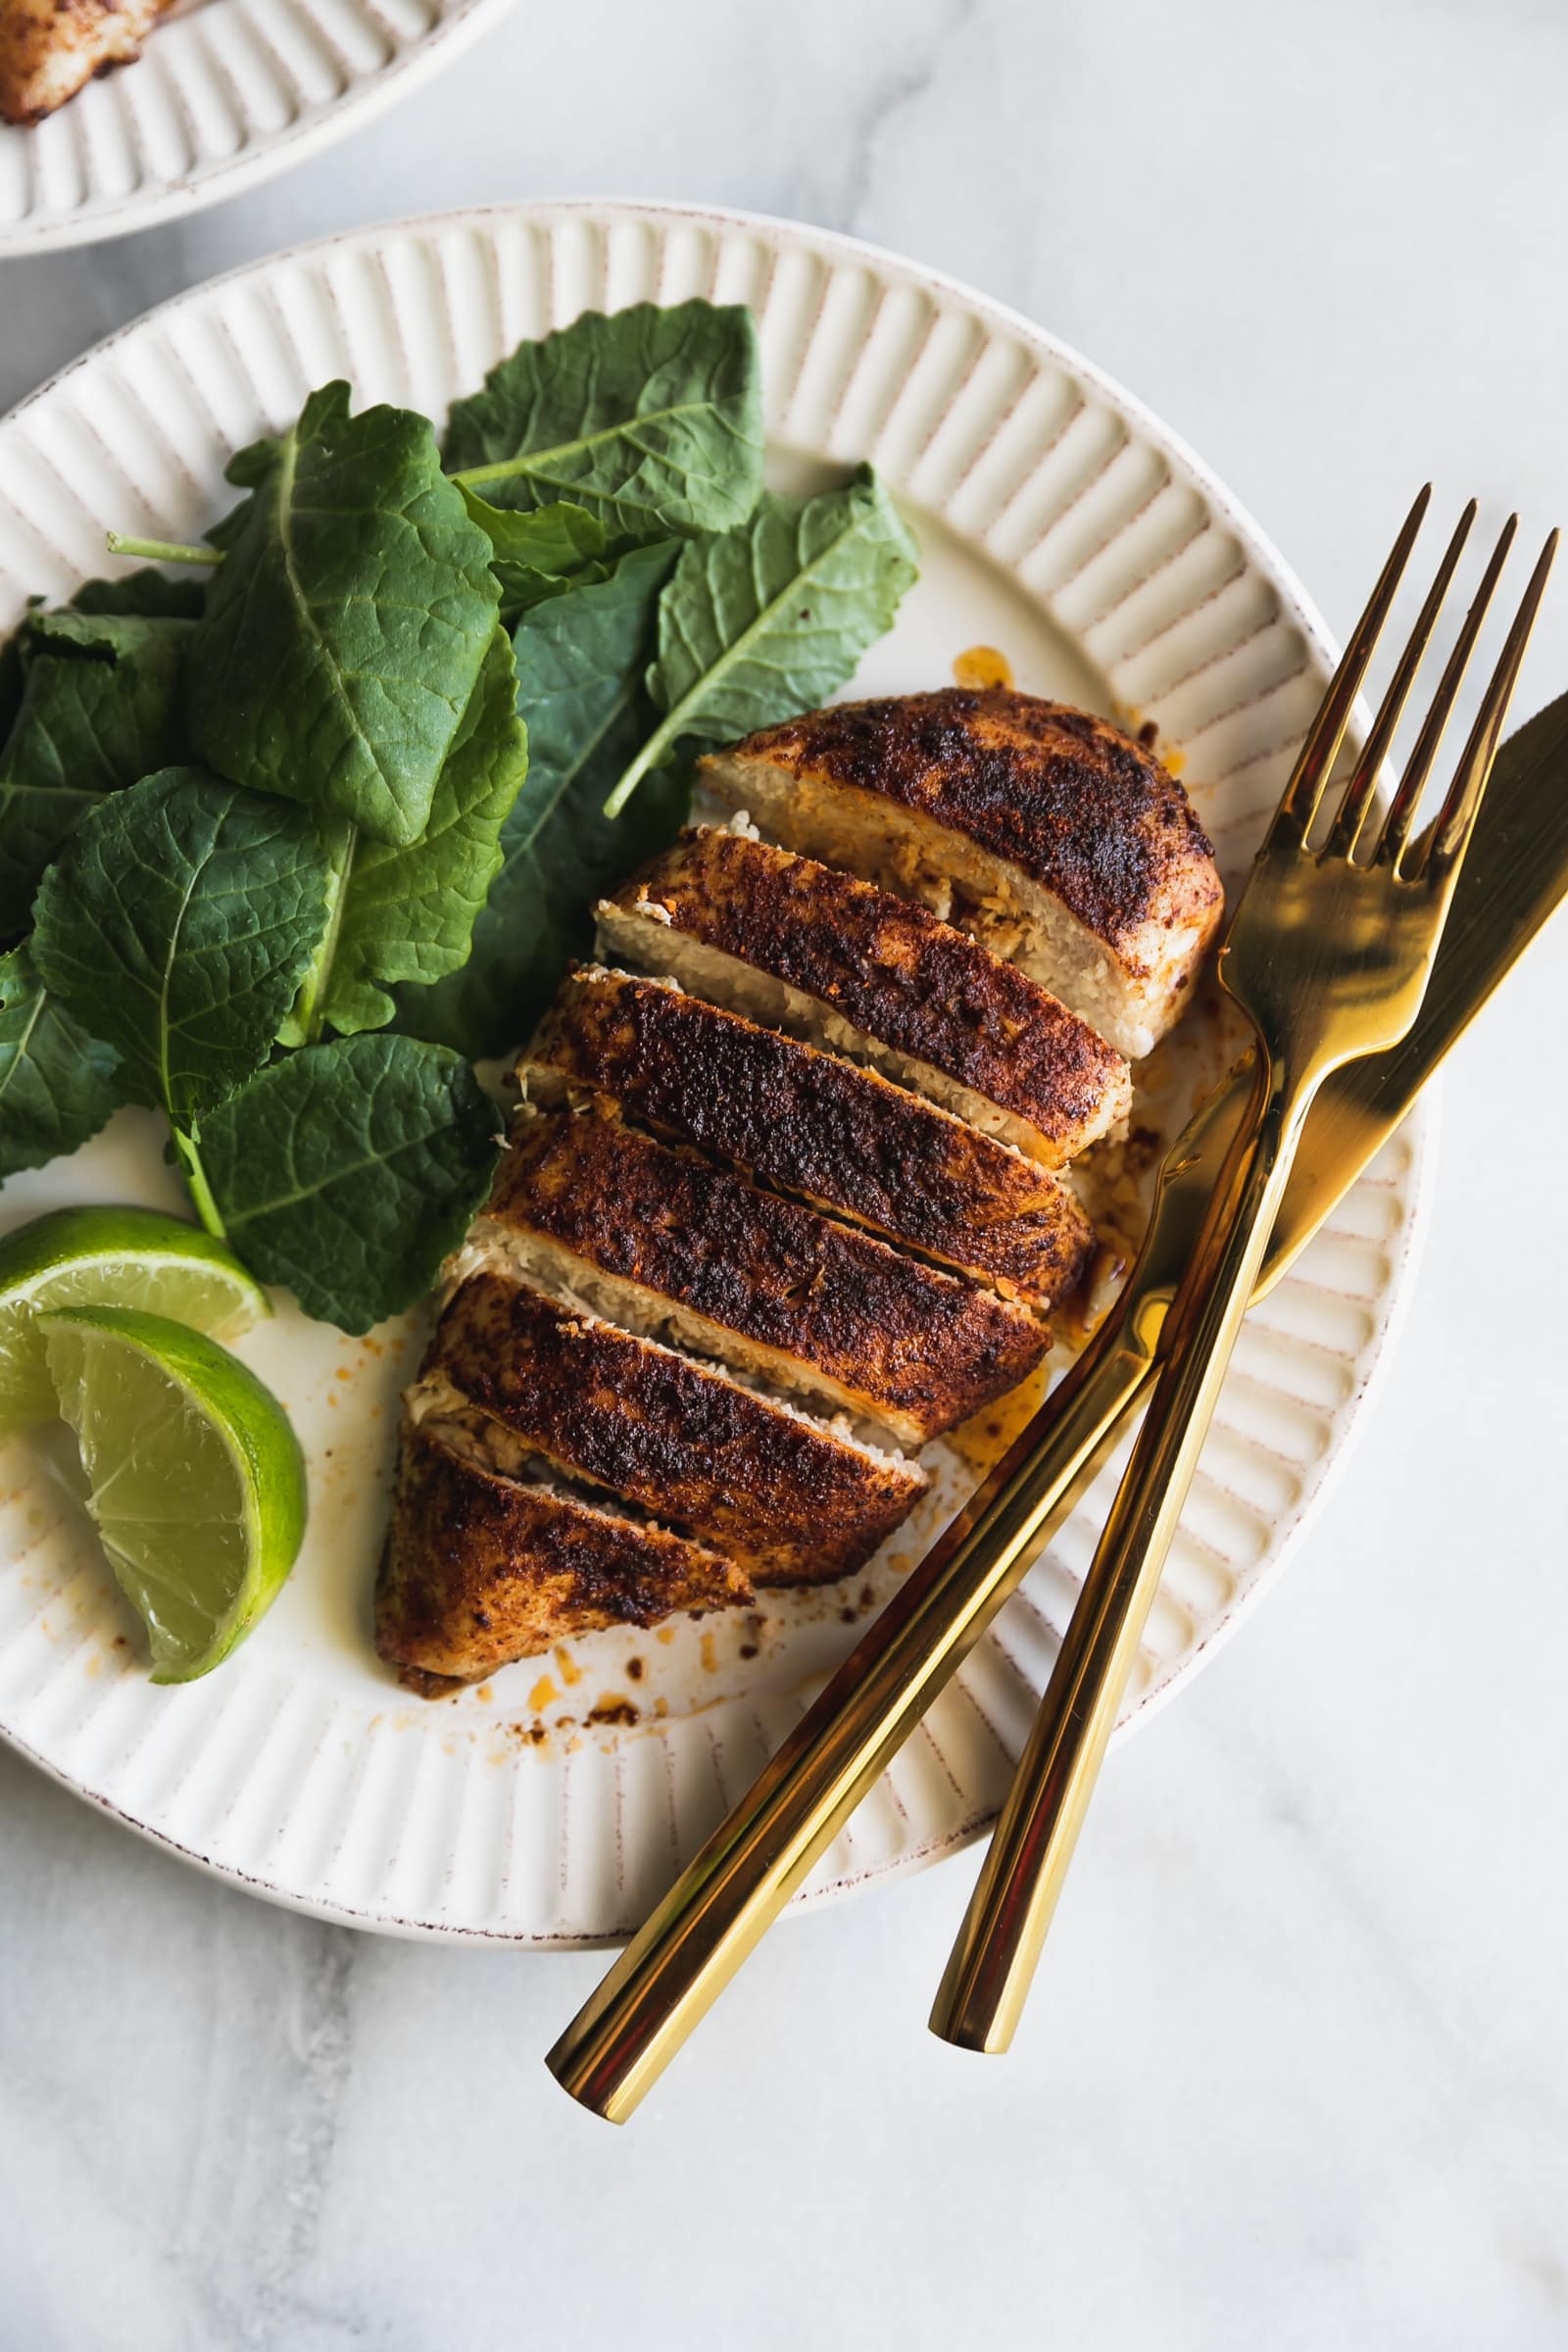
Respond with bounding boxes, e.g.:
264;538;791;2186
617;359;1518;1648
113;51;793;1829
286;624;529;1043
187;382;500;851
198;1032;501;1332
70;568;208;620
460;489;612;614
0;600;193;934
0;944;121;1181
396;539;682;1059
604;466;918;816
444;302;763;541
30;766;329;1126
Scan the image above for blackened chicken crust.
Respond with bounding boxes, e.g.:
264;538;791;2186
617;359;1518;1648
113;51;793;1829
525;968;1094;1308
426;1271;926;1586
480;1109;1051;1446
705;688;1222;962
603;829;1130;1163
375;1412;748;1694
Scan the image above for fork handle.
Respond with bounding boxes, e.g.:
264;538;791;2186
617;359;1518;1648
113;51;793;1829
930;1061;1310;2053
546;1304;1160;2122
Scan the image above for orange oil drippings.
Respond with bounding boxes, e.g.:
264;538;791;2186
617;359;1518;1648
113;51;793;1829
953;645;1014;691
946;1357;1054;1477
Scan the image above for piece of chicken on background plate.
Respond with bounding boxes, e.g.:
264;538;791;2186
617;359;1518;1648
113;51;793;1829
0;0;175;122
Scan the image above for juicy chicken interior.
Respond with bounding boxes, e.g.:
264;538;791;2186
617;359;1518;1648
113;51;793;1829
524;968;1095;1308
475;1107;1050;1450
699;689;1223;1059
597;827;1132;1166
424;1270;926;1586
377;1403;749;1697
379;686;1221;1694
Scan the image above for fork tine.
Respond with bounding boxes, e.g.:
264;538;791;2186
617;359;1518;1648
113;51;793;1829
1266;484;1431;844
1405;527;1559;879
1321;502;1476;859
1373;513;1517;867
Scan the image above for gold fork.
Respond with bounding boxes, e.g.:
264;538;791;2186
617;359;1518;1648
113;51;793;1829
929;489;1557;2051
547;493;1555;2122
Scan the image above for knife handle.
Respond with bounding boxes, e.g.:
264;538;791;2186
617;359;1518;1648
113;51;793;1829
546;1313;1157;2123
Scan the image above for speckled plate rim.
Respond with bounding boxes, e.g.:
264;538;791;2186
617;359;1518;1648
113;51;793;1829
0;198;1437;1942
0;0;519;260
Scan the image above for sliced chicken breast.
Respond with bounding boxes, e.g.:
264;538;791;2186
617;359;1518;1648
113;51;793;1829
375;1398;750;1696
525;967;1095;1309
473;1108;1051;1447
1;0;174;122
699;689;1223;1059
426;1270;926;1586
597;828;1131;1166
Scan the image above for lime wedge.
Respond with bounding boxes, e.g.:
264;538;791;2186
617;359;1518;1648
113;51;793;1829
0;1206;268;1438
42;1304;307;1684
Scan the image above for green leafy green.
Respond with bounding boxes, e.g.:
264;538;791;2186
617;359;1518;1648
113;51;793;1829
2;775;102;945
285;624;528;1043
30;767;329;1126
0;308;929;1348
604;466;918;816
0;945;121;1181
397;540;683;1058
444;302;763;540
187;382;500;851
460;489;612;613
0;603;193;934
0;618;26;743
71;568;207;620
198;1033;501;1332
16;608;193;745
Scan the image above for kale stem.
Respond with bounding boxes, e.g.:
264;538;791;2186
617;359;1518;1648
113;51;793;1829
602;730;668;820
106;532;223;567
448;458;529;492
172;1125;227;1240
287;820;356;1047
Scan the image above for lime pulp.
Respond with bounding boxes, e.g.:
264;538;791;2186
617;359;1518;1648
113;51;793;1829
42;1303;306;1683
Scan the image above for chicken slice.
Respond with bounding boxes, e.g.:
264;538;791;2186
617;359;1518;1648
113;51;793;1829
699;689;1224;1059
597;828;1131;1166
426;1271;926;1587
524;967;1095;1309
1;0;175;123
472;1107;1051;1448
375;1396;750;1695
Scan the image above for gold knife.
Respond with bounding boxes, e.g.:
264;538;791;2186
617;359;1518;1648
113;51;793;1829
547;687;1568;2124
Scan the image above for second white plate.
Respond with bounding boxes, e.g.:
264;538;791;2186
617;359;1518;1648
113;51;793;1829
0;0;517;256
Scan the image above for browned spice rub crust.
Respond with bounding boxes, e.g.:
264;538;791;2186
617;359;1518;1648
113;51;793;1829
375;1415;749;1693
526;969;1094;1307
606;829;1129;1161
426;1271;926;1586
482;1109;1050;1444
711;688;1222;960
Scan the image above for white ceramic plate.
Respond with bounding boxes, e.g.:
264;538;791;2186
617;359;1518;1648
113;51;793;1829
0;201;1432;1942
0;0;515;256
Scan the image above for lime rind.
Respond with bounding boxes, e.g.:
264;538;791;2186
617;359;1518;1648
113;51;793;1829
0;1205;269;1438
40;1303;306;1684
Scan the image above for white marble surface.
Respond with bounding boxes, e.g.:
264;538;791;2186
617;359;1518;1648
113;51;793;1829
4;3;1568;2345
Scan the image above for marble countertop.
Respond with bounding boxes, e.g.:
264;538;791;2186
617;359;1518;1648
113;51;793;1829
4;3;1567;2345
